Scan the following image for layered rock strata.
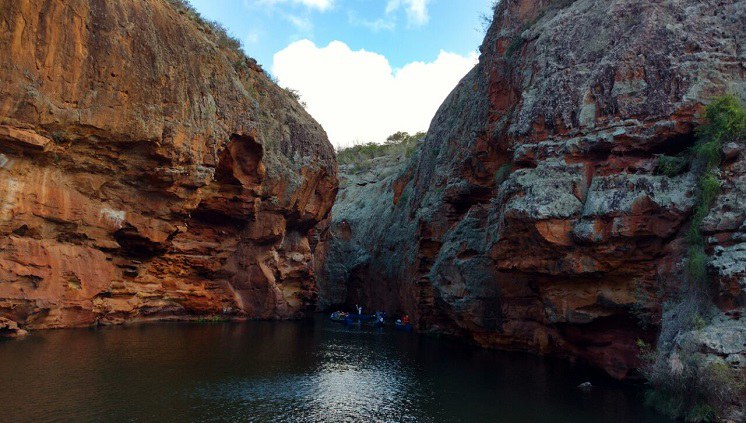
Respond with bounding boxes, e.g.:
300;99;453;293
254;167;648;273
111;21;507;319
0;0;337;330
320;0;745;383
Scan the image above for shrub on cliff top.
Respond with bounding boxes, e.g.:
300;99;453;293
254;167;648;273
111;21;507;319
336;131;426;171
165;0;310;110
166;0;246;62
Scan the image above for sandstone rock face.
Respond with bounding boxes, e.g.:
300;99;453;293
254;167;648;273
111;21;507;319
321;0;744;380
0;316;27;338
0;0;337;330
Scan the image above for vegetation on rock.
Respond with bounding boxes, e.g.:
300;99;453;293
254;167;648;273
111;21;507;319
657;154;690;177
687;95;745;287
167;0;247;60
167;0;306;109
640;337;744;422
336;131;425;171
641;95;746;422
322;0;745;393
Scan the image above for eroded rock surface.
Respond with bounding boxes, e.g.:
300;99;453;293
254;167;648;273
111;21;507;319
321;0;745;381
0;0;337;330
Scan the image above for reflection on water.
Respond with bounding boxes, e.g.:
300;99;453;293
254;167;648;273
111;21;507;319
0;317;670;422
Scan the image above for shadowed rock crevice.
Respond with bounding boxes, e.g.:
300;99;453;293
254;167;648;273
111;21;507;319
215;134;265;187
113;225;171;259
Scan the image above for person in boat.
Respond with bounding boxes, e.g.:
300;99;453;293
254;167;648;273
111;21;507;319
330;310;346;321
402;315;410;325
356;304;362;315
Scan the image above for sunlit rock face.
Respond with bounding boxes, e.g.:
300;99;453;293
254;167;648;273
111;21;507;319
0;0;337;330
320;0;745;380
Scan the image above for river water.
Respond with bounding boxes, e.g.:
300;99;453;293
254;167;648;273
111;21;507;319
0;317;670;422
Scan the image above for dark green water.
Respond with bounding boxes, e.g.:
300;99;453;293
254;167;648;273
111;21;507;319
0;317;670;422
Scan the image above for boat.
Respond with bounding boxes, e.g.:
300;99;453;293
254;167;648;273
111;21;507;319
343;313;376;325
395;320;413;332
362;313;386;327
330;311;348;322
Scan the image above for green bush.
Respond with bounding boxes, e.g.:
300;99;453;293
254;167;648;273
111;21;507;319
209;20;243;51
658;154;689;176
336;131;426;171
695;95;746;160
196;315;227;323
479;1;501;34
166;0;247;64
685;95;744;283
641;349;743;422
698;173;722;210
283;87;307;108
641;95;746;422
687;245;708;284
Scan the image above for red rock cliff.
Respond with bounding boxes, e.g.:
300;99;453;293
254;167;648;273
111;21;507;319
320;0;745;382
0;0;338;330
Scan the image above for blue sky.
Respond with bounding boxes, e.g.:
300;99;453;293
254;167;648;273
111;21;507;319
187;0;495;147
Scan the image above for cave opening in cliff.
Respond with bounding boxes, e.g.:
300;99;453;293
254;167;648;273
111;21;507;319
447;185;494;217
113;226;169;259
650;131;697;156
215;134;264;187
190;207;248;228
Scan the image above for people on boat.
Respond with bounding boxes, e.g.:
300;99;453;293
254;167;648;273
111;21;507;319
356;304;362;315
402;315;410;325
330;310;348;321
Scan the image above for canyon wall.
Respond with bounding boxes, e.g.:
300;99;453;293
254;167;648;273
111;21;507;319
321;0;745;387
0;0;337;331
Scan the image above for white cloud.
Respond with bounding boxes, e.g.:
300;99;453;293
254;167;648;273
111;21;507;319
272;39;478;148
253;0;333;11
284;14;313;32
385;0;431;26
347;11;395;32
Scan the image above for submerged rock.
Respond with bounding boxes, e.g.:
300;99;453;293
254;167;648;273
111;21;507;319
0;0;337;329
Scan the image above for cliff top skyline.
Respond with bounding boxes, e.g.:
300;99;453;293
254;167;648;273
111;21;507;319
188;0;493;147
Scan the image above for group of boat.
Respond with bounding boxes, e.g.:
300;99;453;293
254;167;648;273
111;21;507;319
329;310;413;332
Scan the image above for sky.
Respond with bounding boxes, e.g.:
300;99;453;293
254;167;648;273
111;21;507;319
188;0;494;147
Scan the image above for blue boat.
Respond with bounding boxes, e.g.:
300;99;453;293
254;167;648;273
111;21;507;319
343;313;375;325
330;311;348;322
395;321;413;332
